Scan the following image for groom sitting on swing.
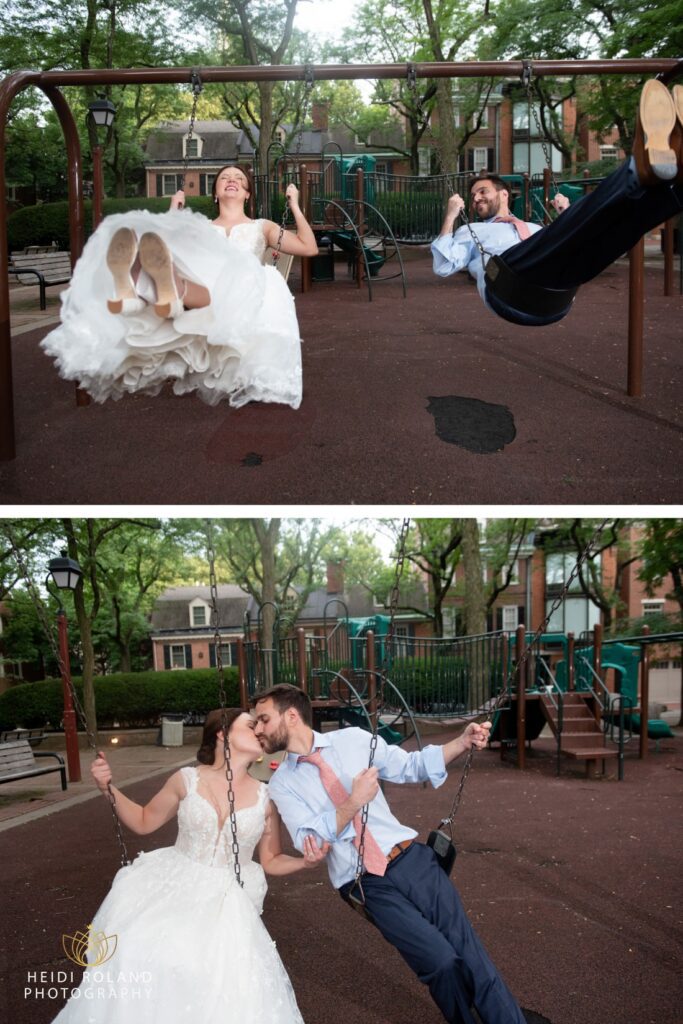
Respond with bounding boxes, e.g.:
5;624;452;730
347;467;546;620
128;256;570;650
432;78;683;326
253;683;531;1024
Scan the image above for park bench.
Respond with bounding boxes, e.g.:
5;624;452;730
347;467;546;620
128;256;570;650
8;247;72;310
0;727;45;746
0;738;67;789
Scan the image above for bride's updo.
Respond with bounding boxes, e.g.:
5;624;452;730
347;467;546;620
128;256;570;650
196;708;243;765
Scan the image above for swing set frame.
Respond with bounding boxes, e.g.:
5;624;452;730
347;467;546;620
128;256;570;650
1;57;679;462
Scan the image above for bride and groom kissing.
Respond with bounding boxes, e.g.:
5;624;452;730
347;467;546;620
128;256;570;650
54;684;527;1024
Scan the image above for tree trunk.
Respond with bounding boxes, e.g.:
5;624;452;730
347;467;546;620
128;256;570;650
462;520;486;636
433;79;458;173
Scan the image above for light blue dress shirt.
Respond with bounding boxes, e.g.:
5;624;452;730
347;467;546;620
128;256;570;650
267;728;448;889
431;219;541;309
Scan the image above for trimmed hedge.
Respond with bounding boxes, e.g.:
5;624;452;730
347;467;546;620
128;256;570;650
7;196;216;252
0;668;240;732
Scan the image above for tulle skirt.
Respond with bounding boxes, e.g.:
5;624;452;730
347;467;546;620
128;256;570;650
52;847;304;1023
41;208;303;408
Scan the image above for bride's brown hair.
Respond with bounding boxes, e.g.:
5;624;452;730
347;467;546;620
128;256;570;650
196;708;244;765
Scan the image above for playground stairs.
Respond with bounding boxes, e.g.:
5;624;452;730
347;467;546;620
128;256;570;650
539;691;618;775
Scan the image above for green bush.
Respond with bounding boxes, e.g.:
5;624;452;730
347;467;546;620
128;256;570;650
7;196;216;252
0;668;240;732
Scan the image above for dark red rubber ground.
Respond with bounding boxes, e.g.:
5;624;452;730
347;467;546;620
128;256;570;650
2;731;680;1024
1;253;681;503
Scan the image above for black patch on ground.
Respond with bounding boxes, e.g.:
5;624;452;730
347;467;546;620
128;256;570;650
241;452;264;467
427;395;516;453
522;1011;553;1024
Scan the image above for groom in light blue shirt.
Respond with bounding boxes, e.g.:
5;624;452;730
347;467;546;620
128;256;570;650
254;684;527;1024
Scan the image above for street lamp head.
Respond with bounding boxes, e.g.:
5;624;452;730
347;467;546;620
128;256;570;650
48;551;83;591
88;97;116;131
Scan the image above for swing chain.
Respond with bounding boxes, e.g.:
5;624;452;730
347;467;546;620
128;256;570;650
353;517;411;893
442;518;614;830
273;66;315;263
3;526;130;867
523;63;563;215
180;69;204;191
205;520;242;889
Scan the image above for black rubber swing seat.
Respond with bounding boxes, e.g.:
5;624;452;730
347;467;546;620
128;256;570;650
484;254;578;326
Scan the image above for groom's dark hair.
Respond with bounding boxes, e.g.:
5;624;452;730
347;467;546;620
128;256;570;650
253;684;312;726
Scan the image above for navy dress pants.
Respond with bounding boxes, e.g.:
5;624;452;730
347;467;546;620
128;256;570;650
502;159;683;291
340;843;526;1024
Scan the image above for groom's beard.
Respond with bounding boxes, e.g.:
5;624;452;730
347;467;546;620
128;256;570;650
259;722;290;754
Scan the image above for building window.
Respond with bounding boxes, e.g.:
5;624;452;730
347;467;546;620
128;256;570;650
192;604;207;627
641;600;664;616
599;145;618;161
171;644;187;669
477;106;489;129
186;138;198;158
502;606;518;631
508;560;520;585
545;553;586;592
162;174;181;196
472;147;489;172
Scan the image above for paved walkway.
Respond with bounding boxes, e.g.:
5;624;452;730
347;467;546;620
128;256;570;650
1;728;681;1024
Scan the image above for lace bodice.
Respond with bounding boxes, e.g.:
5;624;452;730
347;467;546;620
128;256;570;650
212;219;268;264
176;766;269;868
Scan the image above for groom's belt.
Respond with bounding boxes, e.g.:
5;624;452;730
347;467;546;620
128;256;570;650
386;839;413;865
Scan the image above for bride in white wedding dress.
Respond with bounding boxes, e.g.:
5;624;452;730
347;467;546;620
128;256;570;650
52;708;327;1023
41;166;318;408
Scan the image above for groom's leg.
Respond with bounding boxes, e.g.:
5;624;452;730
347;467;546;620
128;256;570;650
502;160;683;290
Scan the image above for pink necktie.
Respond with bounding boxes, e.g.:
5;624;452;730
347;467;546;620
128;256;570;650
493;214;531;241
298;748;387;876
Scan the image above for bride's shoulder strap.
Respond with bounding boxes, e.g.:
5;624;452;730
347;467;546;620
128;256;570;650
179;764;198;795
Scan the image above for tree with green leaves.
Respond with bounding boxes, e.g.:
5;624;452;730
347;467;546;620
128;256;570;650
637;520;683;614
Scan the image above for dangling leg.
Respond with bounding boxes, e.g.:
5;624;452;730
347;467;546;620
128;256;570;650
138;232;210;318
106;227;147;315
502;81;683;290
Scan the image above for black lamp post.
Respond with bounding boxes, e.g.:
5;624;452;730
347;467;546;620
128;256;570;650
87;98;116;229
47;551;84;783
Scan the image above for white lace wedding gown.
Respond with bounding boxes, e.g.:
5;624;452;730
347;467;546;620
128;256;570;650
53;769;304;1023
41;209;303;408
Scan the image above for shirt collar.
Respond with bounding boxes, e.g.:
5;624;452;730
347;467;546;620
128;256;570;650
285;730;329;767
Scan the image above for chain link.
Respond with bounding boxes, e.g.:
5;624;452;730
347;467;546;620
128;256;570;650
3;525;130;867
272;66;315;263
353;517;411;890
205;520;242;888
440;518;613;831
180;70;203;191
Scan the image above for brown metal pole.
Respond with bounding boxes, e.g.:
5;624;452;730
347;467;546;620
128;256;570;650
299;164;312;294
567;632;575;692
639;626;650;760
366;629;377;722
593;623;603;725
237;637;249;710
296;627;307;692
515;624;526;770
29;59;679;88
355;167;365;289
58;609;82;782
500;632;509;760
92;144;104;229
663;217;674;297
627;236;644;398
0;71;43;461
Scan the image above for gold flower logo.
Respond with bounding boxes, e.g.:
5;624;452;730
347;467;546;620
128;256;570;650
63;924;117;967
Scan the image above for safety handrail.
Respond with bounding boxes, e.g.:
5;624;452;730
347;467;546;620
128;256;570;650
537;655;564;775
576;654;633;780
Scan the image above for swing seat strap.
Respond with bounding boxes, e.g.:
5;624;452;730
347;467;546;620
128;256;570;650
484;254;577;326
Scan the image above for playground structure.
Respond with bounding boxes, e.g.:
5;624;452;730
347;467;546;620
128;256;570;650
1;58;682;463
233;602;681;781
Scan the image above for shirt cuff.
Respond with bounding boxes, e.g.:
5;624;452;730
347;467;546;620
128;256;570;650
422;743;448;788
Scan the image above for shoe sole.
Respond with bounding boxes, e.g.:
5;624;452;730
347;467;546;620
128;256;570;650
138;232;179;317
673;84;683;126
106;227;138;313
640;80;676;180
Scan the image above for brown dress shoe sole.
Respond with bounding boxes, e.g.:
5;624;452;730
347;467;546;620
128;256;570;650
640;80;676;180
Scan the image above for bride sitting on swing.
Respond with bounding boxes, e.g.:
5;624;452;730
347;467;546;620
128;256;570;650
41;165;318;409
53;708;327;1023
